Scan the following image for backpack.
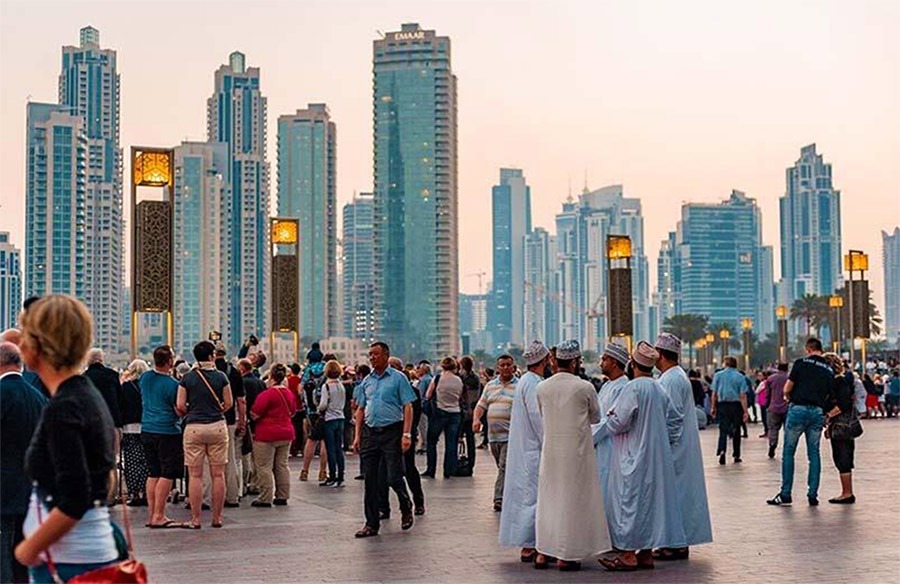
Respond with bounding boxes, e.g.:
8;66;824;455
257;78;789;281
303;362;327;416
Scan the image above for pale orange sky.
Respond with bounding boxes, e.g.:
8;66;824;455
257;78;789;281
1;0;898;318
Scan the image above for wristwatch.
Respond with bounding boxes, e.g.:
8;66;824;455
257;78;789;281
402;432;412;438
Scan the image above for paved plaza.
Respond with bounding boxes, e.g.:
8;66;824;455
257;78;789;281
125;420;900;583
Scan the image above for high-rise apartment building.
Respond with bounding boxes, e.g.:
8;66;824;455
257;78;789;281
59;26;123;354
554;185;650;351
779;144;842;304
277;104;337;340
883;227;900;343
523;227;558;346
373;23;458;359
0;232;22;331
459;293;491;353
656;231;681;328
490;168;531;348
342;193;376;343
25;102;87;301
669;190;774;336
172;142;230;357
207;51;270;351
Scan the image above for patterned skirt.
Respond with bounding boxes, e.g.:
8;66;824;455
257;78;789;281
122;432;149;497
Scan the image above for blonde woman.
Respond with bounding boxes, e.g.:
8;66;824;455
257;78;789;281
318;360;347;487
15;295;120;582
120;358;150;507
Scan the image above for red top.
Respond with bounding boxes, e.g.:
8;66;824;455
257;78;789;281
251;386;297;443
287;375;303;409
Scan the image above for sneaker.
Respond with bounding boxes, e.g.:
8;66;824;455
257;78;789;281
734;457;742;463
767;493;792;506
319;478;335;487
718;453;726;465
767;445;776;459
808;495;819;506
332;480;344;488
273;498;288;506
251;500;272;508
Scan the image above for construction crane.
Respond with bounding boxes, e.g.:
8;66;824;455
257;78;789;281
466;271;488;295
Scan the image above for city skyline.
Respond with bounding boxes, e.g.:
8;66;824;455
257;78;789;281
1;1;897;332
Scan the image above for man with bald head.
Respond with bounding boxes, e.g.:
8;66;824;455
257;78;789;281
1;342;47;582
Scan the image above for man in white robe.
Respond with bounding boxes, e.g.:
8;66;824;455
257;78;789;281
654;333;713;560
596;341;686;571
535;340;610;572
592;341;630;506
498;340;550;562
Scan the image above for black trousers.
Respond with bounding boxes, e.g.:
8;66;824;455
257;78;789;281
380;442;424;511
460;418;477;468
717;401;744;458
362;423;411;530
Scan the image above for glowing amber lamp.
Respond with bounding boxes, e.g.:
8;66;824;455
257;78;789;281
776;305;788;319
607;235;632;260
705;333;715;343
741;317;753;331
829;295;844;308
133;150;173;187
843;253;869;272
719;329;731;340
272;220;298;245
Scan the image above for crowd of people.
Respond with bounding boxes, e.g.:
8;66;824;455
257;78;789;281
0;292;892;580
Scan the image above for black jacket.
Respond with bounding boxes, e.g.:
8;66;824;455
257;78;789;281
1;373;48;516
25;375;116;519
84;362;123;427
120;379;143;426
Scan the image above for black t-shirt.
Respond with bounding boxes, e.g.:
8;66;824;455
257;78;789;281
215;360;245;424
690;379;705;407
788;355;836;410
180;368;229;425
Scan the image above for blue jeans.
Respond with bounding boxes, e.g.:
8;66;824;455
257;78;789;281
780;404;825;498
426;409;461;476
323;419;345;481
30;561;114;583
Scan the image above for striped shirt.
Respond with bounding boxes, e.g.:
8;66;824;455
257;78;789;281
477;377;518;443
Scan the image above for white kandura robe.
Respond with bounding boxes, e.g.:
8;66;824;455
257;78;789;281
535;372;610;561
658;366;713;546
592;375;629;507
594;376;686;551
499;371;544;548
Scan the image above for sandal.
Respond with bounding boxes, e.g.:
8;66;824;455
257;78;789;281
182;522;202;530
354;526;379;538
652;547;689;561
599;556;638;572
211;520;223;528
148;520;185;529
558;560;582;572
299;469;309;481
533;554;556;570
520;548;537;563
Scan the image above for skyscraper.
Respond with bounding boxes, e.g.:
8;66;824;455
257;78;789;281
342;193;376;343
172;142;230;357
523;227;558;346
490;168;531;348
670;190;774;335
656;231;681;327
25;102;86;301
59;26;123;353
373;23;458;359
0;232;22;331
779;144;842;304
883;227;900;343
277;104;337;340
554;185;650;351
207;51;270;351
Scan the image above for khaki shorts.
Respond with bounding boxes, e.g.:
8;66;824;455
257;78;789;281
183;420;229;467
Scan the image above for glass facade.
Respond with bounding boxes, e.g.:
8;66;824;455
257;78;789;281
490;168;531;349
277;105;337;340
373;23;458;359
884;228;900;343
342;193;376;342
0;232;22;331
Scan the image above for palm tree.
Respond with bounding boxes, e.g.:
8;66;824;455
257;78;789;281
663;314;709;366
790;294;827;337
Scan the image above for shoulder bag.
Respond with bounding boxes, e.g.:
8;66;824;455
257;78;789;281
196;369;226;413
829;407;863;440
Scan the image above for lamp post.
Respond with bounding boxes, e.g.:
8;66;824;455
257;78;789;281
606;235;633;352
705;333;715;368
829;295;844;353
696;339;706;370
741;318;753;370
719;328;731;364
776;305;788;363
271;218;300;363
844;250;870;368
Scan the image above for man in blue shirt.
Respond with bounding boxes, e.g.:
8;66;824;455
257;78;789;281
351;341;417;537
711;356;750;465
887;370;900;418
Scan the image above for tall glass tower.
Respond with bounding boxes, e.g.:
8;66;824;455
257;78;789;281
59;26;122;353
883;227;900;343
490;168;531;349
0;232;22;331
373;23;458;359
25;103;87;302
172;142;230;357
342;193;376;342
277;104;337;340
207;51;270;351
779;144;842;303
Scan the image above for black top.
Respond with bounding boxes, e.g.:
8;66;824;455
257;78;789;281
216;359;245;425
242;373;266;413
460;370;482;421
119;379;143;426
788;355;836;410
690;379;706;407
180;368;229;425
25;375;115;520
85;363;123;427
1;373;48;515
829;375;855;415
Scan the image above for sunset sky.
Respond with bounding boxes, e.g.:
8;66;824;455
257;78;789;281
1;0;897;317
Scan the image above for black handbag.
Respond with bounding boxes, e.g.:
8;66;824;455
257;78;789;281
829;408;863;440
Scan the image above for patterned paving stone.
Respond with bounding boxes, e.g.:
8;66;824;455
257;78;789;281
122;419;900;582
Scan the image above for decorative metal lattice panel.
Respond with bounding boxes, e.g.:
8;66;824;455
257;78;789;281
134;200;172;312
272;254;299;332
608;267;633;337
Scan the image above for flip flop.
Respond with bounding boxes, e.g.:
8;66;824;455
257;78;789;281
182;522;202;530
148;520;185;529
